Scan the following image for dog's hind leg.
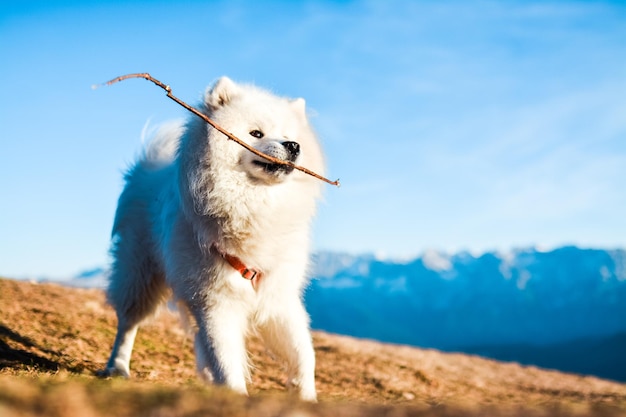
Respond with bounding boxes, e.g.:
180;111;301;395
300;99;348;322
103;319;139;377
101;256;167;378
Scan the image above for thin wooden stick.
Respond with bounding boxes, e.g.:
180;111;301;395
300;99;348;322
94;73;340;187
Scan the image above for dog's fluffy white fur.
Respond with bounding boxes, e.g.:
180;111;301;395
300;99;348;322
101;77;324;401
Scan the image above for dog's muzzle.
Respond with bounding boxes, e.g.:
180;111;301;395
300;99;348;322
253;141;300;174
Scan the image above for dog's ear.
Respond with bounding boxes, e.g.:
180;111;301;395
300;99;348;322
291;97;306;116
205;77;239;109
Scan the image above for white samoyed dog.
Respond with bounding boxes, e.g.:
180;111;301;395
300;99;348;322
100;77;324;401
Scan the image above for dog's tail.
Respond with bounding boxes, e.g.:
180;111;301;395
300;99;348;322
139;120;184;170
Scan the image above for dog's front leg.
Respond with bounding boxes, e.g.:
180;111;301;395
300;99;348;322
191;300;250;395
259;300;317;401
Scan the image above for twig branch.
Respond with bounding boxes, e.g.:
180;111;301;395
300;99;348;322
94;73;340;187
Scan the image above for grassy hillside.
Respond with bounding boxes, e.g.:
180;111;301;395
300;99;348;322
1;277;625;416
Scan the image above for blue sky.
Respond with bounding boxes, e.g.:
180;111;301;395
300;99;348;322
1;0;625;278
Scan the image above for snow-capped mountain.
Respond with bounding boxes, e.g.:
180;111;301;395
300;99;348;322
70;267;108;288
306;246;626;350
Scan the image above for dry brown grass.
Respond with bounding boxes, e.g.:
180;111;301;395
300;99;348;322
1;277;625;416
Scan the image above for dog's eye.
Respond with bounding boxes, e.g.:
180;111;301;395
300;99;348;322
249;130;264;139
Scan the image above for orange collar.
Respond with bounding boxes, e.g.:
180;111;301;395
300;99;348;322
211;243;262;289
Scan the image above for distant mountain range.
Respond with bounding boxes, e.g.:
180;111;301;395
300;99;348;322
304;246;626;382
56;245;626;381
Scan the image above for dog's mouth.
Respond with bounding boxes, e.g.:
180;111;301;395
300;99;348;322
252;160;295;175
249;141;300;179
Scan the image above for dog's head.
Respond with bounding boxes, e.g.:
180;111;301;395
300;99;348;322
202;77;323;186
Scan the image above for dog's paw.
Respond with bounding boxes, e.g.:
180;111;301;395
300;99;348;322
286;378;317;402
95;367;130;379
298;388;317;402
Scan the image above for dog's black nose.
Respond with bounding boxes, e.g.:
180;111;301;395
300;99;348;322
282;141;300;159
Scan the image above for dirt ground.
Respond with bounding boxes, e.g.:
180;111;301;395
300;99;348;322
1;277;625;416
